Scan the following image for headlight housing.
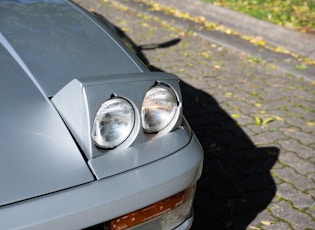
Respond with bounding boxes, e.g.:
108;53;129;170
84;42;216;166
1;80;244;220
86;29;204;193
142;85;178;134
92;98;135;149
52;72;183;160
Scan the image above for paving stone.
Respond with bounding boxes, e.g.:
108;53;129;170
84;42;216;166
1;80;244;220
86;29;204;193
287;106;315;121
231;115;255;128
308;173;315;183
270;201;315;230
259;100;287;112
278;151;315;175
273;177;284;186
287;88;314;100
282;129;315;145
305;205;315;220
247;209;276;229
278;139;315;160
250;131;289;146
307;189;315;200
267;120;291;133
241;126;258;138
276;182;314;210
257;221;292;230
233;101;261;116
247;206;294;229
272;167;314;191
285;116;315;133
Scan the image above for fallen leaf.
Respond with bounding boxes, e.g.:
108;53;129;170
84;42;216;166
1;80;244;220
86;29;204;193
225;28;232;34
255;116;262;126
271;115;284;121
296;64;307;70
232;113;240;118
248;226;260;230
262;117;276;125
285;128;296;132
200;51;210;58
261;220;272;226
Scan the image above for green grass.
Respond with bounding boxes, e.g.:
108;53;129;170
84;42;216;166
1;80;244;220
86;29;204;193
204;0;315;33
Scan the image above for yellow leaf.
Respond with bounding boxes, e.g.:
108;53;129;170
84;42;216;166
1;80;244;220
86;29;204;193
286;128;296;132
261;220;272;226
255;116;262;126
194;16;206;23
214;64;221;69
307;121;315;126
248;227;260;230
141;23;148;27
262;117;276;125
271;115;284;121
275;46;284;52
119;20;127;25
200;52;210;58
274;46;290;54
225;28;232;34
232;113;240;118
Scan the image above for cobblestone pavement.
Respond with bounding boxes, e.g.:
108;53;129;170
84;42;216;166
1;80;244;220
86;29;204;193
76;1;315;229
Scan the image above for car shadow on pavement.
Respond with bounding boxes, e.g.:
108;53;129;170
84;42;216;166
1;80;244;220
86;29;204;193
180;81;279;229
112;24;280;230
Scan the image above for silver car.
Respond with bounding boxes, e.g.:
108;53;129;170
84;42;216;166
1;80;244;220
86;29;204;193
0;0;203;229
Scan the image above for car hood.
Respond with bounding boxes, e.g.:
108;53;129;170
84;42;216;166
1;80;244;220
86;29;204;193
0;0;147;206
0;42;95;206
0;0;145;97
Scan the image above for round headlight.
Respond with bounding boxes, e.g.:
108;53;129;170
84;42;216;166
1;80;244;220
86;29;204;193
92;98;135;148
142;85;178;133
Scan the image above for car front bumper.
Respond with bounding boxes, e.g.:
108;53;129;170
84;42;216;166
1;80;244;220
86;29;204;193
0;133;203;230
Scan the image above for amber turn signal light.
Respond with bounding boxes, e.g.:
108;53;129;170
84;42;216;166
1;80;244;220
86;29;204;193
109;186;194;230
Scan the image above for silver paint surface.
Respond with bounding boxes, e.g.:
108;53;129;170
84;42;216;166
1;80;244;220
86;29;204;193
0;0;146;97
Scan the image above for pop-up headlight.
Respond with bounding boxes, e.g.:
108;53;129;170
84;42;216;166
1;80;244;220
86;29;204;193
51;72;182;161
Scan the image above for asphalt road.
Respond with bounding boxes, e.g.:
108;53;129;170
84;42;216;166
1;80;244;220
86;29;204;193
75;0;315;229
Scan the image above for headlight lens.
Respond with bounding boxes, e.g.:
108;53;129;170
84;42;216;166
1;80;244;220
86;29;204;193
142;85;178;133
92;98;135;148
